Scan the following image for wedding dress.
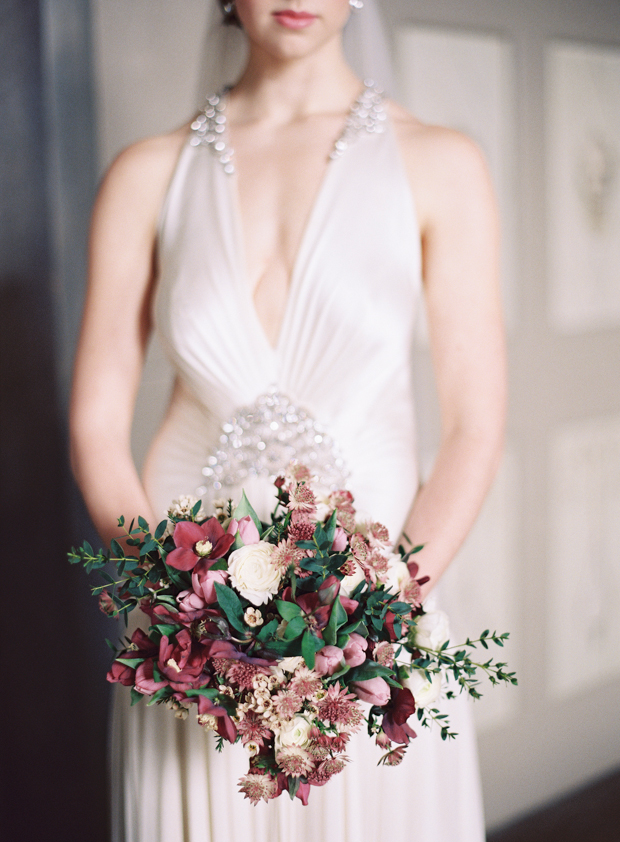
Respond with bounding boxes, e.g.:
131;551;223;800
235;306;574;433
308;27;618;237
110;83;486;842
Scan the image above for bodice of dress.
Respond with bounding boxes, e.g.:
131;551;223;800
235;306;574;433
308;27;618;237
147;85;423;538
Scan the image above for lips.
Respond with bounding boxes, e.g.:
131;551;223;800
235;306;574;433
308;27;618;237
273;10;317;29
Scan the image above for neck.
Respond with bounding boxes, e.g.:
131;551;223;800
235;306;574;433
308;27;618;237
228;36;362;124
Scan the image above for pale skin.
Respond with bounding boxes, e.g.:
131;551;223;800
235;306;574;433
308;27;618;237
70;0;506;595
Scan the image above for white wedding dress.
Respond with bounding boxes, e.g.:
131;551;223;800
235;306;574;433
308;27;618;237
110;85;486;842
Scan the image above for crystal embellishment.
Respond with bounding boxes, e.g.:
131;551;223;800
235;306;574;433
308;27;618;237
190;89;235;175
191;81;386;175
200;391;349;491
329;80;386;160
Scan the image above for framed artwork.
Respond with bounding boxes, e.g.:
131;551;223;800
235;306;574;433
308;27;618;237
546;42;620;332
548;415;620;698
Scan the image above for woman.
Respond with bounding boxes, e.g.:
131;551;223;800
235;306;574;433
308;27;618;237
70;1;506;840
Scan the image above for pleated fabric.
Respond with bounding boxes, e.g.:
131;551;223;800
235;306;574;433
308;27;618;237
111;109;486;842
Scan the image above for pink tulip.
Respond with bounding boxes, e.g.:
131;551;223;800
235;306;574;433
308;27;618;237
314;646;345;676
343;633;368;667
177;589;206;613
192;561;229;604
227;515;260;545
351;676;391;706
331;527;348;552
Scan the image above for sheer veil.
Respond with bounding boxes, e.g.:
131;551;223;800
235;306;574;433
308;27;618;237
196;0;395;104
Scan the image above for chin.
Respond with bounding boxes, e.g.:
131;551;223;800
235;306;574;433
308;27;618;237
237;2;350;59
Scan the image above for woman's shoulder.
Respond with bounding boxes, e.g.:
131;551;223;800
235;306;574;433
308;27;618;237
92;123;191;234
100;124;190;197
385;99;495;227
387;100;488;171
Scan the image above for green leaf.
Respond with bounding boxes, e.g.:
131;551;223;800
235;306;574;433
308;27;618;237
349;581;367;599
116;657;145;669
150;623;181;638
389;601;411;615
323;596;347;646
152;662;166;684
341;620;367;638
105;638;118;652
233;490;261;534
214;583;247;635
146;686;173;706
138;516;150;532
185;687;220;699
141;539;158;555
255;618;279;642
283;615;307;640
328;662;351;681
263;638;301;658
130;688;144;706
156;595;179;607
191;499;203;518
301;630;324;669
208;558;228;571
346;660;394;682
154;519;168;540
287;776;300;800
275;600;302;621
323;509;338;545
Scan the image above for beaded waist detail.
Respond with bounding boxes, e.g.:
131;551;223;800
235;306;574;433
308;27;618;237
198;391;349;492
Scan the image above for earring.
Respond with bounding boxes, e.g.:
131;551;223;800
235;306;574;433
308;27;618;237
223;1;234;13
349;0;364;8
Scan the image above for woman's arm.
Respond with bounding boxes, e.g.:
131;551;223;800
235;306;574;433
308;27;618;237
399;123;507;596
70;131;185;546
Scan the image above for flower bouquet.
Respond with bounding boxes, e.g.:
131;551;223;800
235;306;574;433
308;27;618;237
69;463;516;805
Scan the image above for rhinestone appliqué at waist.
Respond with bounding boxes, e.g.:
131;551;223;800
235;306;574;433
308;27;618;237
199;391;349;492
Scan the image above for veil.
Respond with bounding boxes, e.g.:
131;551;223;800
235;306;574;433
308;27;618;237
195;0;395;104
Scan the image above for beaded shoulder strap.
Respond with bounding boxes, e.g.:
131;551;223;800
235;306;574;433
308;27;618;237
190;81;386;176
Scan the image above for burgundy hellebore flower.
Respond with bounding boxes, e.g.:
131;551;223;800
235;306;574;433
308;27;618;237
197;694;237;743
157;630;208;691
167;517;235;572
107;628;159;687
382;687;418;745
107;660;135;686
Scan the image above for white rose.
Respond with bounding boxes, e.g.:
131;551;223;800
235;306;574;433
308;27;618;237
274;715;313;751
385;553;410;594
402;668;442;709
413;609;451;651
340;560;366;597
228;541;281;606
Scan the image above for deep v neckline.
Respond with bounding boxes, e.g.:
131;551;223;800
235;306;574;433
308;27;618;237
191;82;387;355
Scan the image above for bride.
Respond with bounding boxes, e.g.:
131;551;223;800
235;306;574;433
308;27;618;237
70;1;506;840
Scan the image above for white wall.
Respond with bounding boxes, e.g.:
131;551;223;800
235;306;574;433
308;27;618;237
90;0;620;831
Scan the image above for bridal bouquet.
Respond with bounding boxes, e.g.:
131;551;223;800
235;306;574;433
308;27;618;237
69;463;516;805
